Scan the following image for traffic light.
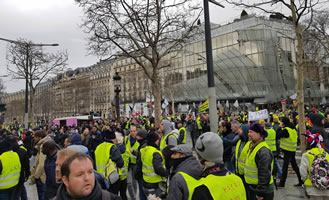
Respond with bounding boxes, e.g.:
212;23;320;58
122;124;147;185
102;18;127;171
0;103;6;112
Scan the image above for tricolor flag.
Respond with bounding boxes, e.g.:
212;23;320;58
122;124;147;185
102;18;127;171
198;99;209;112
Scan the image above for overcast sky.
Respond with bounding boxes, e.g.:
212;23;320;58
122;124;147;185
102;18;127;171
0;0;242;93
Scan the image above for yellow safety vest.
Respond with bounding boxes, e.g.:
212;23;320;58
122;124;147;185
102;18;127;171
280;127;297;152
304;148;329;186
178;127;187;144
197;174;247;200
196;117;202;130
176;172;201;200
124;136;140;164
0;151;21;190
265;128;277;152
118;148;130;180
244;142;274;185
235;140;251;175
140;146;166;183
160;132;177;151
125;120;131;130
95;142;115;176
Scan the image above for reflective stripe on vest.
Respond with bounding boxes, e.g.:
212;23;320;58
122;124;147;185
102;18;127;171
95;142;115;176
304;148;329;186
124;136;140;164
197;174;247;200
280;127;297;152
119;147;130;180
244;142;274;185
0;151;21;189
265;128;277;152
140;146;166;183
179;127;187;144
235;140;251;175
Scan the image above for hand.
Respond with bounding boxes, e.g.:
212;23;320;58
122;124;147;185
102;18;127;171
256;195;264;200
92;135;96;139
29;176;36;185
130;148;134;153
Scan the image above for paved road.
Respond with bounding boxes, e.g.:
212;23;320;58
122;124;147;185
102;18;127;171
25;130;307;200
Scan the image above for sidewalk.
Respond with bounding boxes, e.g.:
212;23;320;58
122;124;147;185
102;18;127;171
274;174;308;200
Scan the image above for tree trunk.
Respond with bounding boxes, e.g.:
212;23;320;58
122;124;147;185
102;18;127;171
290;0;307;152
152;69;162;127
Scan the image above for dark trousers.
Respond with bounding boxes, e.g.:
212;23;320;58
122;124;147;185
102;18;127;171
137;179;147;200
279;150;302;186
36;179;46;200
13;183;28;200
248;188;273;200
191;130;198;148
109;179;127;200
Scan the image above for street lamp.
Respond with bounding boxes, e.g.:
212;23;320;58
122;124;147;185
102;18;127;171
203;0;224;133
113;72;121;120
0;37;58;128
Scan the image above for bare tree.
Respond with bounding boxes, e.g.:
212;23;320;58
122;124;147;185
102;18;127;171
76;0;202;126
6;39;68;124
226;0;325;152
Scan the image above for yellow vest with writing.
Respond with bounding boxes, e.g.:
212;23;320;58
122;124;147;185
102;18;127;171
0;151;21;189
140;146;166;183
198;173;246;200
244;142;274;185
235;140;251;175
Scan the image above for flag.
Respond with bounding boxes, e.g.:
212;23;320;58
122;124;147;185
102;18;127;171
218;103;223;115
233;100;239;108
198;99;209;112
162;99;169;109
226;100;229;108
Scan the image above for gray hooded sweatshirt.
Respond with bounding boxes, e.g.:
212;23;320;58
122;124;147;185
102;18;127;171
162;120;178;146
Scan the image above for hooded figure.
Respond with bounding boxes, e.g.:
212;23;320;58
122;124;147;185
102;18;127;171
162;120;173;136
310;114;329;152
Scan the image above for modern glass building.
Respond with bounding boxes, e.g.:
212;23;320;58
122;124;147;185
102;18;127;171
161;15;327;105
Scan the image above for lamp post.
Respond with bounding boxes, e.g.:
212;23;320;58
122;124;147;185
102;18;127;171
113;72;121;120
0;37;58;128
203;0;224;133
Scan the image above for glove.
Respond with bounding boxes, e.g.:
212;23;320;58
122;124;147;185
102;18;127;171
29;176;36;185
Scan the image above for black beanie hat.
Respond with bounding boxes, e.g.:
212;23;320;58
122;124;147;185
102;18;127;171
104;130;116;140
249;123;268;138
147;132;159;144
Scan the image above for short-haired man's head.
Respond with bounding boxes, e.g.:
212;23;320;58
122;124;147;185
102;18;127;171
61;152;95;198
56;148;78;182
61;152;93;179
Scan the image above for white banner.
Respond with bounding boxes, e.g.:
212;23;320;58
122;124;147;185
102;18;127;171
248;109;269;122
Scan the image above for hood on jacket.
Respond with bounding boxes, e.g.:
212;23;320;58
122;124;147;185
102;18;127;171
310;113;324;128
71;133;82;145
174;156;203;179
163;120;173;136
240;124;250;141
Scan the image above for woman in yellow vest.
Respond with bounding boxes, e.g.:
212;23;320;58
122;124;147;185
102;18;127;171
300;131;329;200
245;123;274;200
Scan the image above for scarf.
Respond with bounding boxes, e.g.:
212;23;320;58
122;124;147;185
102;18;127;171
55;180;102;200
